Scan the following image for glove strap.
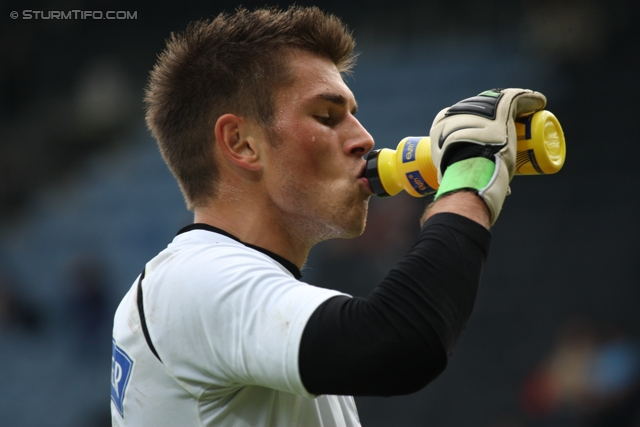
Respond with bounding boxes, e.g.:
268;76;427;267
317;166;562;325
435;158;496;199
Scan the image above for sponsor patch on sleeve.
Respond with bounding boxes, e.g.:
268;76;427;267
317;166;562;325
111;339;134;418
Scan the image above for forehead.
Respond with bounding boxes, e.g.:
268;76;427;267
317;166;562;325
274;50;355;108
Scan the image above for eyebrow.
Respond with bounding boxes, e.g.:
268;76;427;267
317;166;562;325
315;93;358;114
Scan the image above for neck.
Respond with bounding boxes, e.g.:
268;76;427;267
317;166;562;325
193;197;312;270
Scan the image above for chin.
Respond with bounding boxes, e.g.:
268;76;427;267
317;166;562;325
308;194;369;242
323;224;364;242
343;224;366;239
337;206;369;239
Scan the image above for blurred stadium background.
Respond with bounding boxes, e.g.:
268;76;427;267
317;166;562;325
1;0;639;426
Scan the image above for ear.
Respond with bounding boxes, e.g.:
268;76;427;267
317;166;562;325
214;114;263;171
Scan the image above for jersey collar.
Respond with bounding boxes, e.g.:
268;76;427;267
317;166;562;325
177;223;302;280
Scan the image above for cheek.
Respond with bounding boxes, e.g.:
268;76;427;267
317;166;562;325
272;116;341;180
288;137;335;177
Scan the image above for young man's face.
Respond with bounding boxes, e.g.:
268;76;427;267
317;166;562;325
261;50;375;245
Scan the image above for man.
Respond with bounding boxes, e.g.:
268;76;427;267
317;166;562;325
111;5;546;426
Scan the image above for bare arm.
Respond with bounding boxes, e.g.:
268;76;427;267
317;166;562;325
421;190;491;229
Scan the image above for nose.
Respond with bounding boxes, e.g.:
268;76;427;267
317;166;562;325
344;115;375;158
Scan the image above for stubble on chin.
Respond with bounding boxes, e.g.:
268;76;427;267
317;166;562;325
285;193;370;246
325;196;370;241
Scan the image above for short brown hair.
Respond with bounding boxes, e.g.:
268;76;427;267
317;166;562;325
144;6;357;210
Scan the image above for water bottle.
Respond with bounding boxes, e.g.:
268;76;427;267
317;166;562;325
364;110;566;197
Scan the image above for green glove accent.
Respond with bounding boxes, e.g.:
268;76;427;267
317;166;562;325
435;158;496;200
477;89;501;98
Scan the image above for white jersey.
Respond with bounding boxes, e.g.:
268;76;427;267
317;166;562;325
111;225;361;426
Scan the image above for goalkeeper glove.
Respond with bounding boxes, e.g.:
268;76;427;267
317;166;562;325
429;88;547;225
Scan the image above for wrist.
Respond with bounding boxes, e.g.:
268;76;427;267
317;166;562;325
435;157;496;200
422;190;490;229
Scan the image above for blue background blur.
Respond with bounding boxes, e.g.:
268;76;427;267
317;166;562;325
1;1;639;426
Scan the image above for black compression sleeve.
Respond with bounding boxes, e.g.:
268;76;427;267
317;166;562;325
299;212;491;396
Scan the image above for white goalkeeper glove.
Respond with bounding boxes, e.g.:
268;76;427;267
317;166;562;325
430;88;547;225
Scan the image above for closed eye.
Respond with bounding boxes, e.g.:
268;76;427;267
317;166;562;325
312;92;358;126
315;115;334;126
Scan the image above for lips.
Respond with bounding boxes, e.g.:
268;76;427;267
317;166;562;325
357;162;374;195
360;177;374;195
